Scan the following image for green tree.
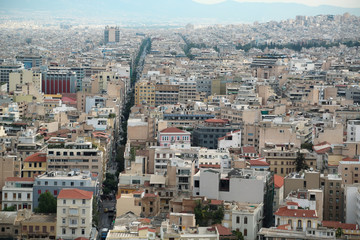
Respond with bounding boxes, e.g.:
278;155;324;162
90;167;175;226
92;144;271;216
232;230;244;240
194;200;224;226
295;151;308;172
301;143;313;151
103;173;117;195
2;205;16;211
35;192;57;213
336;227;343;238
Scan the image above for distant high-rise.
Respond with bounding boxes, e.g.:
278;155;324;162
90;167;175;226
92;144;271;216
104;26;120;44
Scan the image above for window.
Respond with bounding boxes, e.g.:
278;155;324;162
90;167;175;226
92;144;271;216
4;193;7;199
50;226;54;232
244;229;247;236
82;199;86;204
297;220;302;228
54;181;57;186
82;229;85;235
82;209;85;214
236;216;240;223
63;208;66;214
244;217;248;224
307;220;311;228
82;219;85;224
72;229;76;235
54;190;57;195
62;218;66;224
73;200;76;204
63;200;66;204
62;228;66;234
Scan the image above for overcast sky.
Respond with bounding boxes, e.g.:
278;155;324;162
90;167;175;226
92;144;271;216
193;0;360;8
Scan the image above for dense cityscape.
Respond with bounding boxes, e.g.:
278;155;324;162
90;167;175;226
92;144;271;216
0;1;360;240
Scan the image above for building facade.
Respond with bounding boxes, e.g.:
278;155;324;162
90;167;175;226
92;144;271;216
56;188;93;240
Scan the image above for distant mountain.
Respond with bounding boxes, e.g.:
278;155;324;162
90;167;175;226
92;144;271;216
1;0;359;24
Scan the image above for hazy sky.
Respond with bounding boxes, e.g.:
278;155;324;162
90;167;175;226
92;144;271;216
1;0;359;25
193;0;360;8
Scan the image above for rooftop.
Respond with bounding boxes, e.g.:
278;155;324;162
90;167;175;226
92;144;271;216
58;188;93;200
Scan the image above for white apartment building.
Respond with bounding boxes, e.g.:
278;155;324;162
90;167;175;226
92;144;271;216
223;202;263;240
56;188;93;240
1;177;34;211
198;148;231;169
347;120;360;142
218;130;241;149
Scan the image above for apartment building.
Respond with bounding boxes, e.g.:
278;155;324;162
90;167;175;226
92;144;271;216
56;188;93;240
46;140;103;178
22;152;47;178
264;148;316;177
135;81;155;107
2;177;34;211
274;202;320;231
338;160;360;184
193;168;274;227
155;84;179;106
32;171;98;208
347;120;360;142
193;119;240;149
222;202;263;240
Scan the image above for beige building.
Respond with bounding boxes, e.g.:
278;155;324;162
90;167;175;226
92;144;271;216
338;160;360;185
259;121;312;151
116;192;142;216
264;148;316;177
284;171;320;197
21;213;56;239
135;81;156;107
46;140;103;179
9;69;41;93
56;188;93;240
275;202;320;231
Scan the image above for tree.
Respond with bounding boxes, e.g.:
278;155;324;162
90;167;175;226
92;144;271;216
295;151;308;172
301;143;313;151
336;227;343;238
194;200;224;226
103;173;117;195
35;192;56;213
2;205;16;211
232;230;244;240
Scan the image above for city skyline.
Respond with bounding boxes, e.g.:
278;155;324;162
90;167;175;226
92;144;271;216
1;0;360;25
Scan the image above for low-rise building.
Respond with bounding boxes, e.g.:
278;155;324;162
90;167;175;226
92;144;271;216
2;177;34;211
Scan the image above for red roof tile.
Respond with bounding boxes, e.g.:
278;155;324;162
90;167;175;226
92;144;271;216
199;164;221;169
144;193;157;198
342;157;359;162
138;218;151;224
58;189;93;200
274;175;284;188
242;146;257;154
322;221;359;230
210;199;223;205
160;127;186;133
275;206;317;218
276;224;291;230
249;159;270;167
205;119;228;124
6;177;34;182
286;202;299;206
24;152;47;163
213;224;232;236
